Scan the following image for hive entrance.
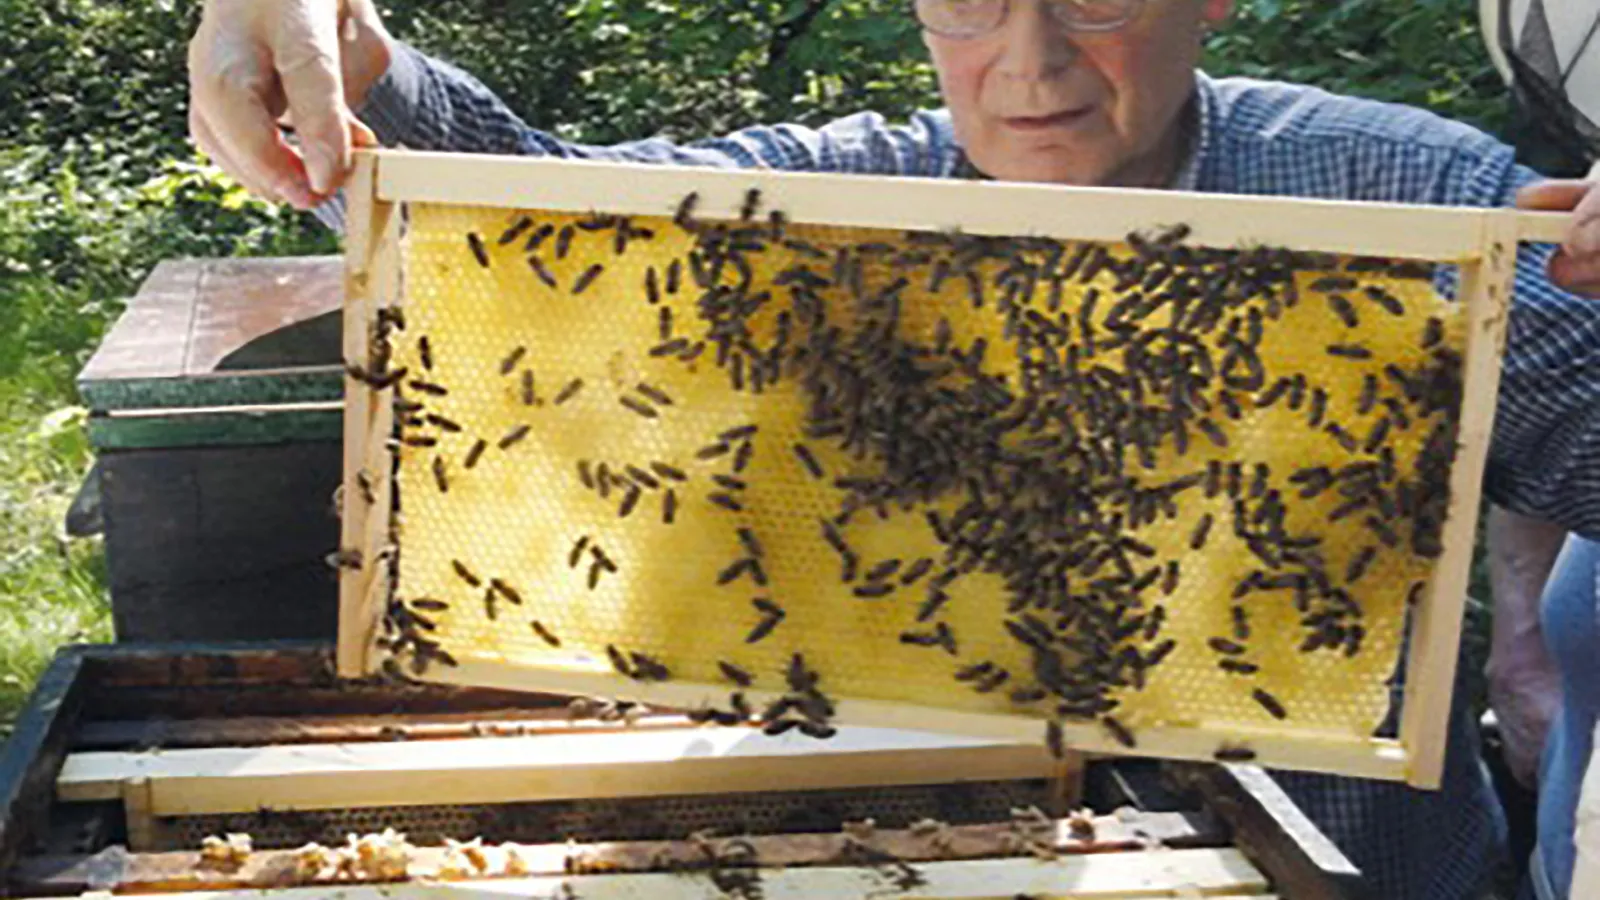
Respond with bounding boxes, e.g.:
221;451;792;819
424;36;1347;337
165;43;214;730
340;152;1517;787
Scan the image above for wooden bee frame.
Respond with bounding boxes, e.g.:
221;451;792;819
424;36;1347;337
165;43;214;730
339;147;1569;790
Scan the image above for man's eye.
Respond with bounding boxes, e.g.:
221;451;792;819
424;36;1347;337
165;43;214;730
1055;0;1138;21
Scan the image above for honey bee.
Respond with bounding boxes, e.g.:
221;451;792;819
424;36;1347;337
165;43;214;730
718;661;753;687
530;621;561;647
1101;716;1136;749
553;378;585;406
326;548;363;570
1214;743;1258;763
524;222;555;252
1326;343;1373;360
619;396;658;419
499;346;527;376
1045;720;1065;759
466;232;490;268
571;264;603;296
1252;688;1289;720
635;382;673;406
739;188;762;221
674;192;699;230
527;256;558;288
498;216;533;246
462;439;488;470
450;560;481;587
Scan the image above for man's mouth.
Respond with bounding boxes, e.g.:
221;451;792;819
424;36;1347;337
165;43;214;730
1002;107;1094;131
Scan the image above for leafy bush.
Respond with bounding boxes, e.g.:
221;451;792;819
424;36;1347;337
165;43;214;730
1208;0;1509;136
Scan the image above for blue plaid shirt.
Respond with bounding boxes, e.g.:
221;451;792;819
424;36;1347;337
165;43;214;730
317;39;1600;898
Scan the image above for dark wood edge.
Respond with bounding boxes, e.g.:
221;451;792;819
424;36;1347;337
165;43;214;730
72;640;339;688
0;647;90;879
88;406;342;451
1166;761;1368;900
79;367;343;414
64;642;584;725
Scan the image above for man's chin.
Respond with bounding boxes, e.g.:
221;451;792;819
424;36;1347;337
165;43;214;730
973;152;1106;187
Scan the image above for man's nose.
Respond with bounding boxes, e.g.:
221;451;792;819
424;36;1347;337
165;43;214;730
995;0;1079;81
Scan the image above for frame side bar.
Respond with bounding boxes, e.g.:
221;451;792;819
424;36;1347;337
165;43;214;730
337;153;398;678
1398;213;1519;789
374;150;1497;262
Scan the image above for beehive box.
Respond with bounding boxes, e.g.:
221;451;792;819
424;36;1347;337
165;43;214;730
0;644;1363;899
77;257;346;642
337;149;1565;789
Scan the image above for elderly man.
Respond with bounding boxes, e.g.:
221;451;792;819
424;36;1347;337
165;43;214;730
189;1;1600;896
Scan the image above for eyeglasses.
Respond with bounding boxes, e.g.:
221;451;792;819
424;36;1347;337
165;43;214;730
913;0;1147;39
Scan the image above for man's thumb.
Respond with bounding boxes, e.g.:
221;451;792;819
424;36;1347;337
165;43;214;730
1516;179;1591;212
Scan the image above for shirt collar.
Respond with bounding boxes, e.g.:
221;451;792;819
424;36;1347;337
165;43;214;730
1171;71;1215;192
952;71;1214;192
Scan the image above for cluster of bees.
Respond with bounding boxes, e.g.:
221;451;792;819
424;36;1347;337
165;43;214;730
192;812;1134;888
290;829;414;881
197;832;252;870
281;830;543;883
348;184;1462;760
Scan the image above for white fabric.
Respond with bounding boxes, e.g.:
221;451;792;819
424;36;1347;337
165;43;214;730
1574;720;1600;897
1480;0;1600;128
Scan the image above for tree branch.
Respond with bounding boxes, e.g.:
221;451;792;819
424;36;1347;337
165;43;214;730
765;0;833;80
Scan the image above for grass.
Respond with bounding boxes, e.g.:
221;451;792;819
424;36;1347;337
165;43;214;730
0;344;113;736
0;147;335;736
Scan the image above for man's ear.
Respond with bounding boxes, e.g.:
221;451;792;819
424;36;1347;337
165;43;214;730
1201;0;1233;26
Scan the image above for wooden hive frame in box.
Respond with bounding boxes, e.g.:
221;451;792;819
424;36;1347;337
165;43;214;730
338;146;1574;791
4;644;1369;899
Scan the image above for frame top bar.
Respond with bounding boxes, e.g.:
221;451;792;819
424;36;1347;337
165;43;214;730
370;149;1570;262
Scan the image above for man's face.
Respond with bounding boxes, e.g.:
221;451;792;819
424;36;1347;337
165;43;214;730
924;0;1232;187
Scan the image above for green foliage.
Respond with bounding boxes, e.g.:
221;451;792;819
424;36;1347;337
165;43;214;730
0;0;1513;181
0;0;1514;728
379;0;938;144
1207;0;1510;136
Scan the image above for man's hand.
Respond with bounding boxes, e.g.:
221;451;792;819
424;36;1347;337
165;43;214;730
1517;169;1600;297
1489;662;1562;788
188;0;391;210
1485;506;1567;788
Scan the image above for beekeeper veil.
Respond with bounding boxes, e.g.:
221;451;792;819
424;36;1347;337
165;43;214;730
1481;0;1600;174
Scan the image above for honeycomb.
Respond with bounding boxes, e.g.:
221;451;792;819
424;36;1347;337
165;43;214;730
165;780;1047;850
364;198;1466;755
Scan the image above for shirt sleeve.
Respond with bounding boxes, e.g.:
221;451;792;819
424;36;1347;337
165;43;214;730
312;39;959;232
1464;151;1600;541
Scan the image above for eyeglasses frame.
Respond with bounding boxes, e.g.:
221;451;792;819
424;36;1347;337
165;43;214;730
913;0;1149;40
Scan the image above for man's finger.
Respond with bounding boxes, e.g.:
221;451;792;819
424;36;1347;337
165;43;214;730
351;117;378;148
1516;179;1591;212
274;0;350;196
1548;252;1600;297
192;105;283;205
216;91;318;209
192;37;314;207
